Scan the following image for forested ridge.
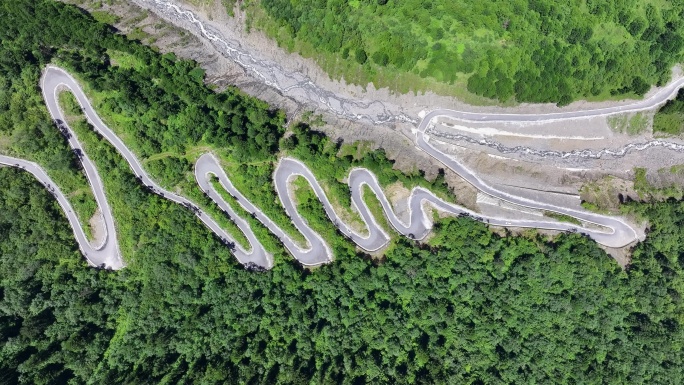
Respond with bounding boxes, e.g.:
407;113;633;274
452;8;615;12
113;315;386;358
654;88;684;135
1;1;683;384
248;0;684;105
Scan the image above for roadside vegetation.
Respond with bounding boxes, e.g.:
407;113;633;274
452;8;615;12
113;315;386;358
1;1;684;384
543;210;582;226
634;166;684;200
3;163;684;383
607;112;650;135
580;175;638;214
208;175;284;251
361;184;397;239
55;91;99;238
653;89;684;135
245;0;684;105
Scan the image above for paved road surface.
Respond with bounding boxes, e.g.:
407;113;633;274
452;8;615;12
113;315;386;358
0;154;123;269
416;112;638;248
419;75;684;122
0;66;644;269
42;66;274;269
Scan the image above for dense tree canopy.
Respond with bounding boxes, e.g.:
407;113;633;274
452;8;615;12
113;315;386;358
0;0;285;162
2;165;684;384
0;1;683;384
252;0;684;105
654;89;684;135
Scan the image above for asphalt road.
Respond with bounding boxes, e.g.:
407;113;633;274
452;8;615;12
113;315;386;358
419;74;684;123
0;66;645;270
415;114;638;248
0;154;124;269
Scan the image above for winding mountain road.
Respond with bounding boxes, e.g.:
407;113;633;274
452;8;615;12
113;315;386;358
0;66;648;270
415;116;637;248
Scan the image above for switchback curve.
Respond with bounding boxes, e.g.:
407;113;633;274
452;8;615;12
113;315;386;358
0;66;640;270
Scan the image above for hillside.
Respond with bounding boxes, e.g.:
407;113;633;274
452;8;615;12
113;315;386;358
0;1;683;383
246;0;684;105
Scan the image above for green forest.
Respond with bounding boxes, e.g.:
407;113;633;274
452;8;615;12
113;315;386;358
247;0;684;105
1;0;684;383
654;89;684;135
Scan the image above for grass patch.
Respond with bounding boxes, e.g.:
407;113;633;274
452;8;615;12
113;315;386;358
127;27;150;42
57;92;100;240
208;177;278;252
581;200;606;214
66;117;138;258
607;112;649;135
124;9;149;27
107;49;146;70
59;90;82;116
653;89;684;135
361;184;396;239
633;167;684;200
324;185;368;236
627;113;649;135
653;112;684;135
290;175;360;262
544;211;582;226
338;141;373;161
91;10;121;25
668;164;684;174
